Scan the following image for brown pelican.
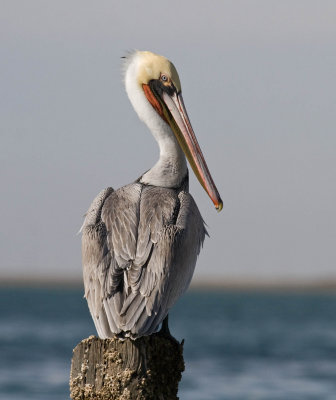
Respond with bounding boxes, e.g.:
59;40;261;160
81;51;222;339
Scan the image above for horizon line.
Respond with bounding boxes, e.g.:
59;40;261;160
1;276;336;292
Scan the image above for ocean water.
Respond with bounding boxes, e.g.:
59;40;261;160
1;288;336;400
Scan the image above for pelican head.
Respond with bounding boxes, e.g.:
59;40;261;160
124;50;223;211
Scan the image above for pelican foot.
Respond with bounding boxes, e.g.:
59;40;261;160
158;315;181;346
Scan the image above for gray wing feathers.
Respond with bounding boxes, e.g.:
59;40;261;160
82;183;206;338
81;187;114;338
102;184;142;268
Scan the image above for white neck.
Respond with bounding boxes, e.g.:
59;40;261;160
124;56;187;188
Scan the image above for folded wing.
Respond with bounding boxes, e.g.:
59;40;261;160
82;183;206;338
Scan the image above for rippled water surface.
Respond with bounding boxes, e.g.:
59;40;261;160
1;288;336;400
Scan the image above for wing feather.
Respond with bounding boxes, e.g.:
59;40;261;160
82;183;206;339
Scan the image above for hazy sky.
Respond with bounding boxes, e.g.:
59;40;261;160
1;1;335;282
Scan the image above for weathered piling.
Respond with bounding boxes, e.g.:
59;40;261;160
70;333;184;400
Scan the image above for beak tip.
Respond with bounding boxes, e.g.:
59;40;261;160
215;200;223;212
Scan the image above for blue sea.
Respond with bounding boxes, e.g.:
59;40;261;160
1;288;336;400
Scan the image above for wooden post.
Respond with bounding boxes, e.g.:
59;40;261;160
70;333;185;400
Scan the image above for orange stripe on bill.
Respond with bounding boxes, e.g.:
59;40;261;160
161;91;223;211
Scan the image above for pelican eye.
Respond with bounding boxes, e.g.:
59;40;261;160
160;74;168;82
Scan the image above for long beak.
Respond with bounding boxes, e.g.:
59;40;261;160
162;91;223;211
